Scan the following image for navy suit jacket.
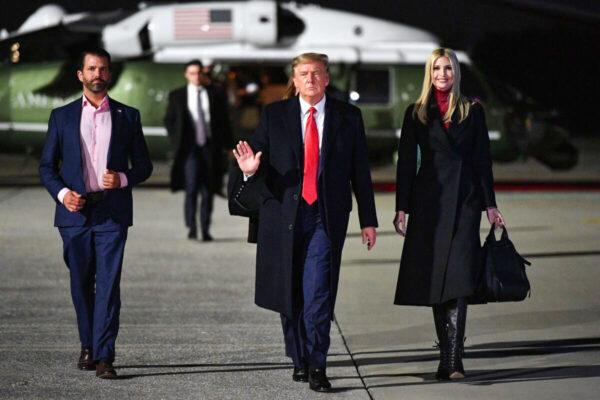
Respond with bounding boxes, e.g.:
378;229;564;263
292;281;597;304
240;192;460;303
39;97;153;227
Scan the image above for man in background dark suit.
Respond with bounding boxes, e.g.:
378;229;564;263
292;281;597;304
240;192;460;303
233;52;378;392
164;60;233;241
39;49;153;379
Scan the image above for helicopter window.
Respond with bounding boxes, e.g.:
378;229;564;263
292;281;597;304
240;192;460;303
353;68;390;105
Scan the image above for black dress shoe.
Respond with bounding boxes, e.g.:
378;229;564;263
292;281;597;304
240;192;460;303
77;347;95;370
292;367;309;382
202;233;213;242
188;230;198;240
96;361;117;379
309;367;332;392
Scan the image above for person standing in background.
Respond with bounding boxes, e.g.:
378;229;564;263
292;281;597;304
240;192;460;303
164;60;233;241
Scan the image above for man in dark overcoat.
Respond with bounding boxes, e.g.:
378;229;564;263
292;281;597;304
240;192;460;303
164;60;233;241
232;53;378;392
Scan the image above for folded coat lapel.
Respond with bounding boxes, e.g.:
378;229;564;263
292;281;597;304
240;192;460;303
320;99;341;175
283;97;303;168
428;112;454;154
448;110;470;146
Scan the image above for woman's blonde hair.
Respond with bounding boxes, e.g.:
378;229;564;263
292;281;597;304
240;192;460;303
283;53;329;99
413;48;470;125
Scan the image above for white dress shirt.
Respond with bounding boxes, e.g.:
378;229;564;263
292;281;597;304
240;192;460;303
299;94;326;150
244;95;327;181
57;95;127;204
187;84;212;141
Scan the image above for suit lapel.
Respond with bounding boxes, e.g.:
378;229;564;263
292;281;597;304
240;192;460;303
69;100;83;167
320;97;341;175
283;97;303;168
63;99;86;193
107;97;121;167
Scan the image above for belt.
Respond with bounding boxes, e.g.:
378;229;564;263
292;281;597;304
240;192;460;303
86;191;104;205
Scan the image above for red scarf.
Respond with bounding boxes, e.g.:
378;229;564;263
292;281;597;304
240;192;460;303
433;88;450;130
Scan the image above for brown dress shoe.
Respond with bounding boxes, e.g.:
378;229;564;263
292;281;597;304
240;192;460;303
77;347;95;370
96;361;117;379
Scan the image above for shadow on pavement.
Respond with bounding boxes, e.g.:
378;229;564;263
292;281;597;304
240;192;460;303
365;365;600;388
353;337;600;366
352;337;600;387
113;363;290;379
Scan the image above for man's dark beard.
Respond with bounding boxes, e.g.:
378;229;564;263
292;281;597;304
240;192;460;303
85;79;108;93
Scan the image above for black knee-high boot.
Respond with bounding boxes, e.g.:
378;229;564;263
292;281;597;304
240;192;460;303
446;298;467;379
432;305;449;380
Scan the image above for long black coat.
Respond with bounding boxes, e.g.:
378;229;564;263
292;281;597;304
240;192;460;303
164;85;233;193
237;96;378;319
394;100;497;306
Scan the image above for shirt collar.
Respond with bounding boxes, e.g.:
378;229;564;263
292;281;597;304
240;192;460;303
299;94;326;117
188;83;205;93
82;95;109;111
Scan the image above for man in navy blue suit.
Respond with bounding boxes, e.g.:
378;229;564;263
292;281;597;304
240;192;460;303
39;49;153;379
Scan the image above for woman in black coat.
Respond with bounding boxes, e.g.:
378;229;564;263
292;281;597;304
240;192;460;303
393;48;505;380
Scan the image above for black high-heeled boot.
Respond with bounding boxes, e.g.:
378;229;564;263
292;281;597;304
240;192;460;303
432;305;449;380
446;298;467;379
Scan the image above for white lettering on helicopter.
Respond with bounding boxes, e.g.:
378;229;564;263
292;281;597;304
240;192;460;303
13;92;78;110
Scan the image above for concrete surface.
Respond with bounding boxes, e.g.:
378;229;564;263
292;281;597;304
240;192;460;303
0;188;367;400
337;192;600;400
1;188;599;399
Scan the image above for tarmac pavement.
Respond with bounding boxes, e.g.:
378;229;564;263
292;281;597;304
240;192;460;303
1;188;599;399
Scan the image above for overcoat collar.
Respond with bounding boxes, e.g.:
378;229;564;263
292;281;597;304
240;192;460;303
283;96;303;167
282;95;342;171
427;94;470;153
321;97;342;173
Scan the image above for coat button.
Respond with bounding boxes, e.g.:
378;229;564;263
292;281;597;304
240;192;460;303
288;224;293;231
293;194;298;201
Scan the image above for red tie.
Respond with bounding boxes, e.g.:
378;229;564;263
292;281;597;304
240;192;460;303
302;107;319;204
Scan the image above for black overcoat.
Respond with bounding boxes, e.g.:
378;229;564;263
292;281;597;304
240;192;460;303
164;85;233;193
394;100;497;306
237;96;378;319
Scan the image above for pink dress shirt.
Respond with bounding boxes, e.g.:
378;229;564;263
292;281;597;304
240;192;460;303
58;96;128;204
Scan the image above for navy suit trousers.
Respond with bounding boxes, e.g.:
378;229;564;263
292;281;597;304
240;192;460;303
184;144;213;236
58;201;128;363
281;201;332;369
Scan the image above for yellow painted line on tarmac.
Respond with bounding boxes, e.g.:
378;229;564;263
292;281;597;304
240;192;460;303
583;217;600;224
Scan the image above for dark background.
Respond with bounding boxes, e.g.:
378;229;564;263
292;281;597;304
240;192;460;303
2;0;599;134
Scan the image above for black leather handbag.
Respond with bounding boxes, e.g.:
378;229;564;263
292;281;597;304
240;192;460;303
472;226;531;303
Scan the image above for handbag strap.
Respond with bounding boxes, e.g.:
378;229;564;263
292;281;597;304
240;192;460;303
486;224;509;242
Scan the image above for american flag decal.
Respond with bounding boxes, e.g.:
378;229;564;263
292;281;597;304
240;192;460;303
173;8;233;40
